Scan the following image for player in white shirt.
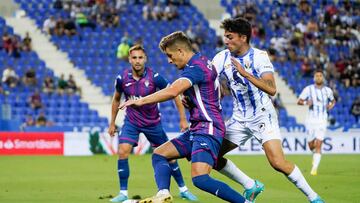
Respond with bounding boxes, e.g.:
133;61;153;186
211;17;324;203
297;70;336;175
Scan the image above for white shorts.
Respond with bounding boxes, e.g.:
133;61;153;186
225;107;281;146
305;119;327;141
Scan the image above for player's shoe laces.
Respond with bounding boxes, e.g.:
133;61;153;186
139;193;173;203
310;196;324;203
110;193;128;202
180;190;198;201
310;168;318;176
243;180;264;202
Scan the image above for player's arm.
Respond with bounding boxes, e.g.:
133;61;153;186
327;99;336;110
231;57;276;96
174;95;189;132
119;79;192;109
297;86;313;106
109;90;121;137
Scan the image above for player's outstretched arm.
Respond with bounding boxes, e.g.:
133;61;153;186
108;91;121;137
327;99;336;110
119;78;192;109
231;57;276;96
174;95;189;132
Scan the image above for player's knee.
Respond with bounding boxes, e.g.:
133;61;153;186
118;146;131;159
152;153;168;166
192;174;210;189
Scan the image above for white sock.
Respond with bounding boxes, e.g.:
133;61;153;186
219;159;255;189
287;165;318;201
157;189;170;196
312;153;321;171
120;190;128;196
179;186;188;193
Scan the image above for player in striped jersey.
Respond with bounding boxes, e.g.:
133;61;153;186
211;17;324;203
108;45;197;202
120;31;250;203
297;70;336;175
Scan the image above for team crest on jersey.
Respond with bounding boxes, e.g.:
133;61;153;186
144;80;149;87
243;60;252;69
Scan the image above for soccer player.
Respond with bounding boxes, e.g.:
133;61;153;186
210;17;324;203
120;31;250;203
108;45;197;202
297;70;336;175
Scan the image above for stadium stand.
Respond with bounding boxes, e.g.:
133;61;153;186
1;16;108;130
220;0;360;131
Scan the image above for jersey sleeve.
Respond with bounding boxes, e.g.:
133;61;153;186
256;51;275;76
153;72;169;90
114;74;123;93
180;65;204;86
212;51;228;76
326;87;335;102
299;86;310;100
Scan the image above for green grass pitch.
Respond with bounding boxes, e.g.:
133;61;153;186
0;154;359;203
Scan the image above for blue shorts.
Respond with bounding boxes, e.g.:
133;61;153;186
119;120;168;147
171;131;222;167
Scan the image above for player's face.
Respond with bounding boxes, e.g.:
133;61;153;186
164;47;185;69
314;72;324;85
129;50;146;72
224;31;247;54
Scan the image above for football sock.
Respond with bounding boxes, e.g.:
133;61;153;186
312;153;321;171
219;159;255;189
287;165;318;201
118;159;129;192
169;161;185;188
192;174;246;203
152;154;171;190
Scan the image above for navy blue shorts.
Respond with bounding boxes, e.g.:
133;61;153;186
119;120;168;147
171;131;222;167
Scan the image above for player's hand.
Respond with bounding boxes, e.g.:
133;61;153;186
231;57;249;77
307;100;313;106
179;118;189;132
118;99;142;110
108;123;117;137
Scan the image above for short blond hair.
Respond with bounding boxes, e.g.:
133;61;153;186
159;31;192;52
129;44;146;55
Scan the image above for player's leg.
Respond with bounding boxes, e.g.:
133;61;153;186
139;132;192;203
191;135;249;203
263;139;323;202
111;122;140;202
144;124;197;201
311;139;323;176
214;120;263;201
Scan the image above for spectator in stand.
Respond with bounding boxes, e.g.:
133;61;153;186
57;74;68;94
115;0;127;12
20;115;36;131
43;16;56;35
36;112;48;127
28;89;43;110
153;1;164;20
351;96;360;123
164;2;178;21
64;19;77;36
2;33;12;53
53;0;63;9
117;38;130;60
54;17;65;36
67;74;82;96
22;32;32;51
142;1;154;20
23;68;37;87
42;76;56;94
301;57;313;77
185;25;200;52
121;32;133;47
76;12;96;30
2;67;19;88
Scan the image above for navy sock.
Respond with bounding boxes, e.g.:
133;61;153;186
152;154;171;190
118;159;129;191
192;174;246;203
169;161;185;187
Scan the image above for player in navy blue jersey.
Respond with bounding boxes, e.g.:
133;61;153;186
108;45;197;202
120;32;249;203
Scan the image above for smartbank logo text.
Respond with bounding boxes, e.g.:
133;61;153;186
0;139;62;149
